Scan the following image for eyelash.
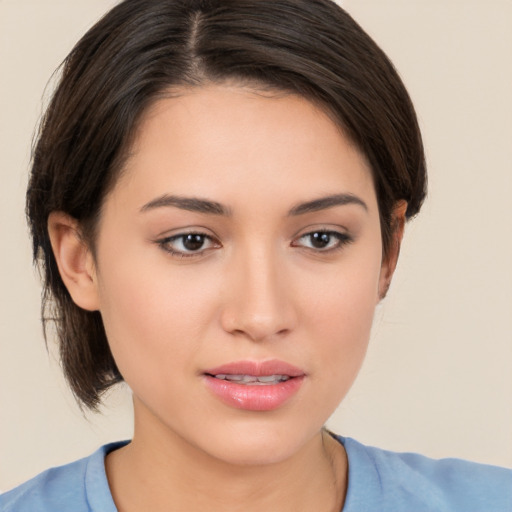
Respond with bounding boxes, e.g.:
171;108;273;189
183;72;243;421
292;230;353;252
156;229;353;258
157;232;220;258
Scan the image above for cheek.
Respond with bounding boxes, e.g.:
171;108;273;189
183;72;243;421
94;247;221;383
301;248;382;382
314;280;377;365
305;237;381;324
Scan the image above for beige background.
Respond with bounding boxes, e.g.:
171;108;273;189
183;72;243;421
1;0;511;491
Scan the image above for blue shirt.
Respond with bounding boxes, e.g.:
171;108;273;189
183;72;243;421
2;437;511;511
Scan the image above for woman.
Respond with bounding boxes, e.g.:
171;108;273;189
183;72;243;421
1;0;510;510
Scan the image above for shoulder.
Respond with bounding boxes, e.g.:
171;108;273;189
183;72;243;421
0;456;90;512
0;442;126;512
338;436;512;512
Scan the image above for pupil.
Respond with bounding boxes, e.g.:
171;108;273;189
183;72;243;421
183;234;205;251
311;232;330;248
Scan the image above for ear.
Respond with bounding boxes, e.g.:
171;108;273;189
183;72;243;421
378;200;408;301
48;212;100;311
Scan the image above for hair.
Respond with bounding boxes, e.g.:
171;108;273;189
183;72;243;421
26;0;427;410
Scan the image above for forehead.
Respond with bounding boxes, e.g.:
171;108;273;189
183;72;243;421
114;84;376;213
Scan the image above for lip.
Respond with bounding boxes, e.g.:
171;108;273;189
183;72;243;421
205;359;305;378
203;359;306;411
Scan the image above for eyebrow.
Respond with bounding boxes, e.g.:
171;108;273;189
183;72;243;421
140;195;231;216
140;192;367;216
287;193;368;216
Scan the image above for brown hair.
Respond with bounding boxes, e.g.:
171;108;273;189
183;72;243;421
26;0;427;410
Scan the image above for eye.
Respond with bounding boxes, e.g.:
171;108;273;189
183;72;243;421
292;230;352;252
157;232;220;258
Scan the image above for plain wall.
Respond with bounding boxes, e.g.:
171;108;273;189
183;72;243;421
1;0;511;490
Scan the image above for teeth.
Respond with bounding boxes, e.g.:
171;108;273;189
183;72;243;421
213;374;290;385
256;375;285;383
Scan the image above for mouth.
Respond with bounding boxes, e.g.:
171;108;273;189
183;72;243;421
203;360;305;411
207;374;292;385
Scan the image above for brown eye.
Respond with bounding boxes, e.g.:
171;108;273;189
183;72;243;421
293;230;353;252
182;234;207;251
158;232;220;257
309;232;332;249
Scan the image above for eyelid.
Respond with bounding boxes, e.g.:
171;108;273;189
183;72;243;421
153;225;353;258
155;229;221;258
291;227;354;252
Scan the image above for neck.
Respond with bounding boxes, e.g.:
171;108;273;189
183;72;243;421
106;402;347;512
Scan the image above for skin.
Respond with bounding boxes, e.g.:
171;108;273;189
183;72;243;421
49;84;406;512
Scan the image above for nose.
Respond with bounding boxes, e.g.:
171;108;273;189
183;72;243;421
220;245;298;342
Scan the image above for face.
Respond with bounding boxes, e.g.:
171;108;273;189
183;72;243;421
90;85;392;465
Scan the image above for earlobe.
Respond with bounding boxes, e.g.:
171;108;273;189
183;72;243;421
378;200;408;301
48;212;100;311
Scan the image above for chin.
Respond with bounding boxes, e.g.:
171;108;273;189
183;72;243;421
191;417;321;468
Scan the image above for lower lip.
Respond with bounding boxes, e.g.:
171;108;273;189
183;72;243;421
204;375;304;411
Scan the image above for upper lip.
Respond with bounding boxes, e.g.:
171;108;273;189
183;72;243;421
204;359;305;377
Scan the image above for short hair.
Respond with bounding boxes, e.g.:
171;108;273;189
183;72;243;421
26;0;427;410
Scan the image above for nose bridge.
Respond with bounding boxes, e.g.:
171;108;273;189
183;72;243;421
221;239;296;341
